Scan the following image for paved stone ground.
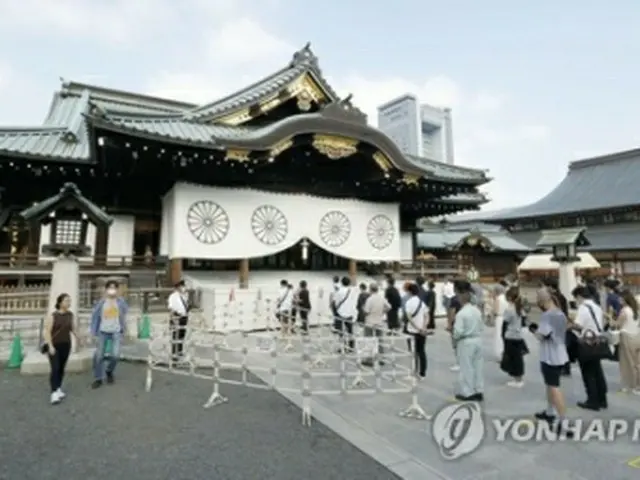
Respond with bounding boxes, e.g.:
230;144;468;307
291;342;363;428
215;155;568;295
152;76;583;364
128;313;640;480
9;312;640;480
0;364;400;480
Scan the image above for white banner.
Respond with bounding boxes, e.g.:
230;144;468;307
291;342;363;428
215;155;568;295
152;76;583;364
163;183;401;261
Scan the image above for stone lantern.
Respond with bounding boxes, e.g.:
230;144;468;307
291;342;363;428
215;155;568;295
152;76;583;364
19;183;113;331
536;227;590;300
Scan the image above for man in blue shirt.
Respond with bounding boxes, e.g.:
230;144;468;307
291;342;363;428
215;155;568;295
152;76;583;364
604;279;622;318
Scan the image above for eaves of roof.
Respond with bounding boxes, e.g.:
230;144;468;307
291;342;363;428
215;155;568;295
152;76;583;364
512;223;640;252
19;182;113;225
435;193;489;204
416;229;531;252
488;148;640;221
185;43;341;123
0;126;90;162
88;110;489;184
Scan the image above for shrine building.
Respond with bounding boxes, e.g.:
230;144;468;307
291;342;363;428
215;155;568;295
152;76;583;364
0;44;491;287
447;147;640;284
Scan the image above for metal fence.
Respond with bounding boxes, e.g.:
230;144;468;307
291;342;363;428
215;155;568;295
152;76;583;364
0;287;174;356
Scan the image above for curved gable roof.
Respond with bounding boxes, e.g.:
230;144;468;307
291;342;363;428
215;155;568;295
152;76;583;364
89;102;489;182
489;148;640;221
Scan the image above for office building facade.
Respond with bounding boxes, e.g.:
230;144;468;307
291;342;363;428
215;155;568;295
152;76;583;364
377;94;454;164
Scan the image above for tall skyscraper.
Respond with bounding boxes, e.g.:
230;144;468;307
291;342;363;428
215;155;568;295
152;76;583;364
377;94;454;164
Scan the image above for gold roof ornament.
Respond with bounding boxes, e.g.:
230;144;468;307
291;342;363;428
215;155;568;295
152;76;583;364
416;251;437;260
224;149;251;162
402;174;421;186
269;139;293;158
296;91;312;111
372;151;392;172
312;134;358;160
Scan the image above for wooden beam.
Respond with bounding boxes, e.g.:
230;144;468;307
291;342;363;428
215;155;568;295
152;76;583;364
239;258;249;288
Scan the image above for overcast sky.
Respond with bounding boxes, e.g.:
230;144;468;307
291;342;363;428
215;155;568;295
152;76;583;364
0;0;638;210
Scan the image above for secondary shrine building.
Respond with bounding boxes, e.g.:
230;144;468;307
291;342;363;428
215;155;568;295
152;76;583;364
0;44;490;287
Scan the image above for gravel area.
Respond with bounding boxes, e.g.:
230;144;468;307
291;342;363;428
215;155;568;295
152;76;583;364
0;363;399;480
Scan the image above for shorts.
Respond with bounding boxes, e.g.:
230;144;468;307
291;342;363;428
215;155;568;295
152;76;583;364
540;362;562;387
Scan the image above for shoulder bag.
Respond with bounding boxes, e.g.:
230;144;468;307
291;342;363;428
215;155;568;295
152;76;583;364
577;304;611;362
402;300;424;334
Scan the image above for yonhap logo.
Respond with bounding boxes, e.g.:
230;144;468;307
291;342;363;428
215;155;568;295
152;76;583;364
431;402;485;460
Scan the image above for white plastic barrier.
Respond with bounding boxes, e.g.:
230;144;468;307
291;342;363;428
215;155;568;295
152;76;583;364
144;293;430;426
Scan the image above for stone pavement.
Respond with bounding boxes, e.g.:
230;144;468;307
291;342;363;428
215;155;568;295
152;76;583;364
121;316;640;480
0;363;399;480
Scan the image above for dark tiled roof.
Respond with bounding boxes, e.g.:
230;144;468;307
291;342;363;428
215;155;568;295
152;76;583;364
0;126;89;161
489;148;640;221
0;44;490;199
20;182;113;225
416;226;531;252
511;223;640;251
90;112;489;184
185;44;341;122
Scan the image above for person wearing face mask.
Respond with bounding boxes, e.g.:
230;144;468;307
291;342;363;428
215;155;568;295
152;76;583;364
168;280;190;360
90;280;128;389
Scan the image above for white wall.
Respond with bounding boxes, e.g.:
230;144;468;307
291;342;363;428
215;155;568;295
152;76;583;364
164;183;401;262
399;232;413;262
106;215;135;264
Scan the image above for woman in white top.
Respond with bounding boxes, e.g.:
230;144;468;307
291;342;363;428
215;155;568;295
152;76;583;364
404;283;429;378
611;290;640;394
492;284;508;361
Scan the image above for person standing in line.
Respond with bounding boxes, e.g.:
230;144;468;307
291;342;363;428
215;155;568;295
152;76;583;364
500;287;527;387
425;280;437;330
329;275;340;319
446;284;463;372
442;278;455;311
452;281;484;401
384;276;401;331
568;285;608;411
532;288;572;437
543;279;572;376
167;280;190;360
276;279;293;335
356;282;370;325
404;283;429;379
90;280;128;389
333;276;355;351
604;278;622;328
492;284;508;362
287;283;297;331
361;283;390;366
416;276;435;333
44;293;78;405
610;289;640;394
296;280;311;334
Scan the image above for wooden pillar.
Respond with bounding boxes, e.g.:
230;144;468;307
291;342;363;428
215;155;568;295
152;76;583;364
26;222;40;266
169;258;182;286
239;258;249;288
94;224;109;266
348;259;357;283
